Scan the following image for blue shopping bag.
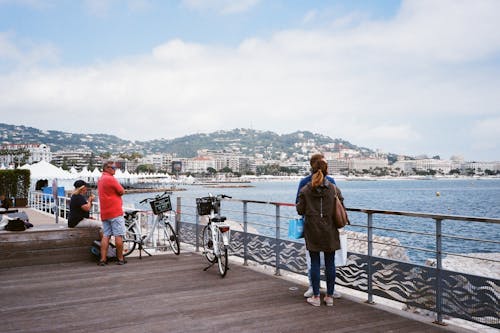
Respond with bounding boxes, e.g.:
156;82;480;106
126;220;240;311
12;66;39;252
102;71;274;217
288;217;304;239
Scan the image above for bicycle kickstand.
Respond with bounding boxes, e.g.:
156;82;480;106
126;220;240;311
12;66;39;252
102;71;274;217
138;241;153;259
203;257;217;271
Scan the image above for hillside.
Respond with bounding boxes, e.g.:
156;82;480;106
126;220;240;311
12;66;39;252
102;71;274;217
0;123;374;159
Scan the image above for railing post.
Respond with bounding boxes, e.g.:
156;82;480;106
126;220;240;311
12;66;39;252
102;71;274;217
366;212;375;304
275;204;281;276
195;206;200;252
176;197;182;242
53;194;59;224
243;201;248;266
434;218;446;325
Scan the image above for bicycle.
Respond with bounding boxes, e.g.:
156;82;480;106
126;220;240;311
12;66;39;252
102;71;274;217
196;194;232;277
123;191;180;258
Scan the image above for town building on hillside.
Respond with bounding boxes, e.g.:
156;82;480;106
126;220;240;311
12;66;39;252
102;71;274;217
179;156;216;174
139;154;174;172
51;150;100;170
197;150;255;174
0;143;52;166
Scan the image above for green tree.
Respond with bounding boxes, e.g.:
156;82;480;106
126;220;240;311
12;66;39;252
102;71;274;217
207;167;217;175
136;164;155;173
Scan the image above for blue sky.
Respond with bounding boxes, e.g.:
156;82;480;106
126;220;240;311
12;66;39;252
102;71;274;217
0;0;499;161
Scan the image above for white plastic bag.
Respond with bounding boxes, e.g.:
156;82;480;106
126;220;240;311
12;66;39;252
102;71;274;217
335;233;348;266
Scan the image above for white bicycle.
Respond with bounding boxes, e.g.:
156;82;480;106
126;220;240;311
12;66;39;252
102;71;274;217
196;194;232;277
123;191;180;258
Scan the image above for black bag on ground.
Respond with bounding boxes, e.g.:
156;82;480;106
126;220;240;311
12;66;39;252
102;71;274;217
4;218;26;231
90;240;117;261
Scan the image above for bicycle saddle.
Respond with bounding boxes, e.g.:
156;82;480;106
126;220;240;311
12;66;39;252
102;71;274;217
124;210;141;218
211;216;226;223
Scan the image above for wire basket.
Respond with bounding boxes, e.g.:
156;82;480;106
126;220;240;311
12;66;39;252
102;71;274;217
196;197;218;215
150;196;172;215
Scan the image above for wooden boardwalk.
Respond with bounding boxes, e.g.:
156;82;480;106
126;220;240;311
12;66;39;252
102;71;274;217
0;251;470;333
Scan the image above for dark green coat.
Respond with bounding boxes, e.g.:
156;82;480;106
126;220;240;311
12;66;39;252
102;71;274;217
296;181;340;252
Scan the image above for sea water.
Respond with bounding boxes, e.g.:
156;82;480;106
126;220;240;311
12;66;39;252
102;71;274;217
123;178;500;263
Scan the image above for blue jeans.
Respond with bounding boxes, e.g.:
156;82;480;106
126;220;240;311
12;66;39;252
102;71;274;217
309;251;335;297
306;251;337;293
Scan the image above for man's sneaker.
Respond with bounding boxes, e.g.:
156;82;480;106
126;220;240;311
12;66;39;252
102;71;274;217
307;296;320;307
333;291;341;299
324;295;334;306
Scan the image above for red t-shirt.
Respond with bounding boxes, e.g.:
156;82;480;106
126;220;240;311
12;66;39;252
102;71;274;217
98;172;124;220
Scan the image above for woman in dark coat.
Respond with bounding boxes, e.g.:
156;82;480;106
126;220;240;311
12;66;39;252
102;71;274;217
296;158;340;307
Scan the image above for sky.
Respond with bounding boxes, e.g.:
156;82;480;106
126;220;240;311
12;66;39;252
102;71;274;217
0;0;499;161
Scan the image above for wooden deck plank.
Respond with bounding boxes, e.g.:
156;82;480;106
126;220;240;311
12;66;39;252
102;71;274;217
0;252;469;333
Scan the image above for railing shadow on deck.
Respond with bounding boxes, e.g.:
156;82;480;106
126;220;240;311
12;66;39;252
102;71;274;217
28;191;500;329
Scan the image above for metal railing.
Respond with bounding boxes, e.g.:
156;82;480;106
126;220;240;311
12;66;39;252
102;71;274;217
27;191;500;329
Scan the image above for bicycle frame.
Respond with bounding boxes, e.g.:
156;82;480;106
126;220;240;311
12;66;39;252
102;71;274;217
209;216;231;249
123;192;180;258
198;194;231;277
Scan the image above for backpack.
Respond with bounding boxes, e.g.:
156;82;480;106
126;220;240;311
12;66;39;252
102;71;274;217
90;240;117;261
4;218;26;231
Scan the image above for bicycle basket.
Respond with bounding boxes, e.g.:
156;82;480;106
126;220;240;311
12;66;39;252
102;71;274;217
150;196;172;215
196;197;218;215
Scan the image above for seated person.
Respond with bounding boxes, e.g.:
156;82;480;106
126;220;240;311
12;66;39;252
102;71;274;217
68;180;101;229
0;194;11;210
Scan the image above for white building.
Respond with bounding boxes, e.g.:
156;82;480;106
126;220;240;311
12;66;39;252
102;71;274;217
139;153;174;172
350;158;389;171
51;150;96;170
180;156;216;174
0;143;52;165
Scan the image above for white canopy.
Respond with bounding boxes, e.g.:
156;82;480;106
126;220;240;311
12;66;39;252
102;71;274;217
19;160;74;179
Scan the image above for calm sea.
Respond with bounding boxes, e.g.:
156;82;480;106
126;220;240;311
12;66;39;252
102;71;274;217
123;178;500;263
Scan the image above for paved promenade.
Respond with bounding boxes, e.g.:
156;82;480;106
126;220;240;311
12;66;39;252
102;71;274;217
0;209;478;332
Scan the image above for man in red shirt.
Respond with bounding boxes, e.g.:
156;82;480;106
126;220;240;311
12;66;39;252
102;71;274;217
97;161;126;265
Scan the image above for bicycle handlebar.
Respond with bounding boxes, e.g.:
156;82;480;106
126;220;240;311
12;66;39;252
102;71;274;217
207;193;232;200
139;191;172;204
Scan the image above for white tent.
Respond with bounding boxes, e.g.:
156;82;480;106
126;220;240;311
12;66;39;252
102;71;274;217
89;167;102;183
19;160;74;179
19;160;76;190
69;166;79;175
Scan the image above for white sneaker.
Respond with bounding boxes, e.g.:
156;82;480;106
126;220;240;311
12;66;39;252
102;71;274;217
303;287;313;298
304;287;341;298
307;296;321;307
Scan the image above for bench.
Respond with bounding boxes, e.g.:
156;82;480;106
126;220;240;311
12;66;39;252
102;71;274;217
0;225;100;268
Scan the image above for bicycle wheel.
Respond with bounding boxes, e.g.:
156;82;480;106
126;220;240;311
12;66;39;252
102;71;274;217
164;222;180;255
217;244;229;278
202;224;216;263
123;224;139;257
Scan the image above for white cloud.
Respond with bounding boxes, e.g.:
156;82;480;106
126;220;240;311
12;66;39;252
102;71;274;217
181;0;260;15
0;32;59;67
1;0;500;160
470;117;500;153
83;0;116;17
302;10;317;25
